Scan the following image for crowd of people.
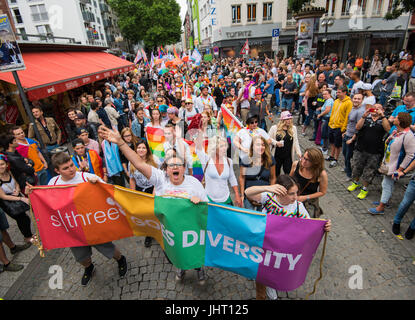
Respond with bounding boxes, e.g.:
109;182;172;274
0;49;415;300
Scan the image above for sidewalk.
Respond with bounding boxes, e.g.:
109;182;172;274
1;117;414;300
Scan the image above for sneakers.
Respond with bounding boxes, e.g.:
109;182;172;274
405;226;415;240
10;242;31;255
197;268;206;285
368;207;384;215
329;160;337;168
3;262;24;272
357;189;368;199
266;287;278;300
117;255;128;278
144;237;152;248
347;182;361;192
175;269;186;281
325;155;334;161
81;264;95;286
392;223;401;235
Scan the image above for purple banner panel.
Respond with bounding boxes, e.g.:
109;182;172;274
256;215;326;291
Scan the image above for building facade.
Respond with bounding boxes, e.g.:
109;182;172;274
6;0;127;52
188;0;414;60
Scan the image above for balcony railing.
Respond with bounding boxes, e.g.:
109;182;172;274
100;3;109;12
103;19;113;28
16;33;77;44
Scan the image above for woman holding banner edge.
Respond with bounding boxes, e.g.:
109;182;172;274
245;174;331;300
98;125;209;285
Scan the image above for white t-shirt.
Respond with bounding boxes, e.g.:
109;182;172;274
195;95;218;112
351;80;364;97
178;106;200;125
129;157;161;190
48;172;104;186
238;86;256;109
236;128;270;160
149;167;208;201
260;192;310;218
196;150;238;203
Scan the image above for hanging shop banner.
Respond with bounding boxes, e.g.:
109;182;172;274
0;14;25;72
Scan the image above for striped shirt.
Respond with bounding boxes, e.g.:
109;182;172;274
260;192;310;219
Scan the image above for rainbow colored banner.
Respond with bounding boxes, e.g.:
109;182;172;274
30;183;327;292
146;126;165;160
221;105;243;142
184;139;204;182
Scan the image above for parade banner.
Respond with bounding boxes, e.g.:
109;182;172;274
30;183;327;292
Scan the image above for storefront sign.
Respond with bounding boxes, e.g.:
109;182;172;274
0;14;25;72
226;31;252;38
295;17;319;60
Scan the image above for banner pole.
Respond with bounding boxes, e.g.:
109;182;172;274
305;231;328;300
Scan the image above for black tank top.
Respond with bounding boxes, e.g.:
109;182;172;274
293;162;319;195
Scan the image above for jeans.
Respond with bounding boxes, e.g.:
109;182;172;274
46;144;59;153
244;198;262;212
379;91;389;107
380;175;395;204
393;180;415;229
259;119;267;131
36;168;49;185
303;108;315;127
342;135;355;178
281;98;293;111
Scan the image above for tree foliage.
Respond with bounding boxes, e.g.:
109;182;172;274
384;0;414;20
108;0;182;49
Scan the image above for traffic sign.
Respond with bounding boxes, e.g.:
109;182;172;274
272;37;279;52
213;46;219;55
272;28;280;38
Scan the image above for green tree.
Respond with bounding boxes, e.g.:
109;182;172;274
108;0;182;49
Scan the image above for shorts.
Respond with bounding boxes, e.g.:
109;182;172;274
265;94;272;106
328;127;342;148
0;208;9;242
352;150;382;183
70;242;116;263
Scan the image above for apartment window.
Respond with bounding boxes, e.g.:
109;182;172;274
357;0;367;14
263;3;272;21
341;0;352;16
31;4;49;22
13;8;23;24
247;4;256;22
10;0;17;4
325;0;336;15
387;0;394;12
36;24;52;35
18;27;28;40
232;5;241;23
372;0;383;15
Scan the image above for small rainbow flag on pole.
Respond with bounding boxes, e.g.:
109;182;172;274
146;127;165;160
221;105;243;143
184;139;204;182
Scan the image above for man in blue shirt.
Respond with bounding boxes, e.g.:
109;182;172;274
263;71;275;112
388;92;415;134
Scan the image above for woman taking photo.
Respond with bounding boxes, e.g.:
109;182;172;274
289;147;328;218
245;174;331;300
98;126;208;284
129;138;160;248
0;154;35;245
268;111;301;176
369;112;415;215
195;135;242;207
239;136;276;211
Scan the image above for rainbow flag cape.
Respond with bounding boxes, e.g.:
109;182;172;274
184;139;204;182
146;126;165;160
221;105;243;143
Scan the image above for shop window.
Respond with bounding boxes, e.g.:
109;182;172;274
263;3;272;21
232;5;241;24
247;4;256;22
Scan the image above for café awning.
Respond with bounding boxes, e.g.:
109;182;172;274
0;51;135;101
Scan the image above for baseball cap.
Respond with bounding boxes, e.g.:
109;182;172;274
361;83;372;91
218;75;224;80
255;88;262;95
76;127;88;136
75;112;85;120
167;107;179;115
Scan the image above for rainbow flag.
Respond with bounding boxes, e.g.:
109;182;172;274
221;105;243;143
146;126;165;160
184;139;204;182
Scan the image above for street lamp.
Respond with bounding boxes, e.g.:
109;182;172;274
321;15;334;58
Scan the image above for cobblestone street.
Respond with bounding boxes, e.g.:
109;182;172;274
1;116;415;300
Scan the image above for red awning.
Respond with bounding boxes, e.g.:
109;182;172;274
0;51;135;101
